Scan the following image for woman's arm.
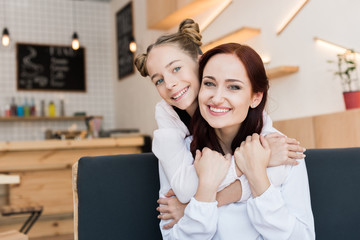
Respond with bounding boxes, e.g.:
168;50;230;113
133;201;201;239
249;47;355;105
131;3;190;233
235;134;315;239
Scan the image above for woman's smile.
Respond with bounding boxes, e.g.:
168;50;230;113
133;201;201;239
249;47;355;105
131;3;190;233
208;105;232;116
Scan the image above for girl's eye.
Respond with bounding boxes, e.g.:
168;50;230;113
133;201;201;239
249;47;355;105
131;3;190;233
155;79;164;86
173;67;181;73
203;81;215;87
229;85;241;90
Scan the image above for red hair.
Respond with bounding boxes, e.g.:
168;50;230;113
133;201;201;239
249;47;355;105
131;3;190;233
190;43;269;157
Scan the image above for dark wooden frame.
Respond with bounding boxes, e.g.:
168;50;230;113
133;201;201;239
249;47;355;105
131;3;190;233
116;2;135;80
16;42;87;92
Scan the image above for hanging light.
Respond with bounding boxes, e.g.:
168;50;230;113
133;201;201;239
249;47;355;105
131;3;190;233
71;0;80;50
2;28;10;47
72;32;79;50
129;36;137;53
2;0;10;47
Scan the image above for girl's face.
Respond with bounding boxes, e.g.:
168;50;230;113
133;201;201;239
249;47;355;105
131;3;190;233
146;44;200;114
198;53;263;134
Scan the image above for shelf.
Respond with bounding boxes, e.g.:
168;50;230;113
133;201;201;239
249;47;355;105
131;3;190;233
201;27;261;53
0;116;103;122
147;0;225;30
266;66;299;79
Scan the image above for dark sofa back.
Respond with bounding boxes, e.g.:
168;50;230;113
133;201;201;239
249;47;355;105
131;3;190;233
305;147;360;240
76;148;360;240
76;153;162;240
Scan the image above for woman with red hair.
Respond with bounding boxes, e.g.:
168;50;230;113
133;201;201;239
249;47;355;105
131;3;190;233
159;43;315;239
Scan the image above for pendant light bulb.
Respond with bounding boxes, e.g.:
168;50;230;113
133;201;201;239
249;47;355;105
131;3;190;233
72;32;79;50
2;28;10;47
129;36;137;53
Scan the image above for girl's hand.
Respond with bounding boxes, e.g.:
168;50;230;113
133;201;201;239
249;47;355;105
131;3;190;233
265;132;306;166
234;134;271;197
194;148;231;202
216;180;242;207
157;189;187;229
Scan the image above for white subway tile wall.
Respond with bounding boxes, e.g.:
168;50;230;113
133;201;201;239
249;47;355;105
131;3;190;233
0;0;114;141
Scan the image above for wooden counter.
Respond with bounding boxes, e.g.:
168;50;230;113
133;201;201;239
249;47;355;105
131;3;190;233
273;108;360;149
0;135;149;239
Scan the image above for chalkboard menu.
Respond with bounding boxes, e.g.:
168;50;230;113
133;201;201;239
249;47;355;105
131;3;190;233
17;43;86;91
116;2;134;79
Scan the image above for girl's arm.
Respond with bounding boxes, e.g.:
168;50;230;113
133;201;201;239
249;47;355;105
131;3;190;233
159;148;230;240
153;101;239;203
155;101;304;204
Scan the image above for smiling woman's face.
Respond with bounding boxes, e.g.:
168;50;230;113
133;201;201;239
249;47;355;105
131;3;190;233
199;53;262;133
146;44;200;114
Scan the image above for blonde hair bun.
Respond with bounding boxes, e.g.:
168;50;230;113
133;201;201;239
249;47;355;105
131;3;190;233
178;19;202;47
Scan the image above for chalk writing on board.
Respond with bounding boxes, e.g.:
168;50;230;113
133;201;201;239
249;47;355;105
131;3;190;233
17;43;86;91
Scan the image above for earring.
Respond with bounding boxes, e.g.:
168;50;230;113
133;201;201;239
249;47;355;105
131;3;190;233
252;104;256;108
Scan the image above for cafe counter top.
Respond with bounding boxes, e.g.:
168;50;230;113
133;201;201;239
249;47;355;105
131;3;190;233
0;135;145;151
0;134;150;239
0;135;150;172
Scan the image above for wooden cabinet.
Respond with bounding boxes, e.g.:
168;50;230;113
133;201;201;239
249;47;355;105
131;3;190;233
0;136;147;239
273;109;360;149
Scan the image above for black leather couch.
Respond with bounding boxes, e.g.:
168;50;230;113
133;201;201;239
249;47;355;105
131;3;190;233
73;148;360;240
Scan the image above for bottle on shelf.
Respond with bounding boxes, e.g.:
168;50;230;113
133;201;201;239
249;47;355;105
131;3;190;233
17;98;24;117
10;97;17;116
48;101;56;117
4;105;11;117
24;98;30;117
40;100;45;116
30;98;36;116
60;99;65;116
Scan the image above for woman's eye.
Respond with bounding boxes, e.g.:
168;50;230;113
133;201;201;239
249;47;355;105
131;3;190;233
203;81;215;87
229;85;241;90
155;79;164;86
173;67;181;73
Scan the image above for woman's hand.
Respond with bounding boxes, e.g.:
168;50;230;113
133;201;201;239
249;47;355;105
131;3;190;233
234;134;271;197
157;189;187;229
194;148;231;202
265;132;306;166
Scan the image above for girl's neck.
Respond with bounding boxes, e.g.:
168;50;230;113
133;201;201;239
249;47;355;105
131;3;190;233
185;101;198;117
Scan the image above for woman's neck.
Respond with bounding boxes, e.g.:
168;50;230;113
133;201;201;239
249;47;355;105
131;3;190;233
215;126;239;155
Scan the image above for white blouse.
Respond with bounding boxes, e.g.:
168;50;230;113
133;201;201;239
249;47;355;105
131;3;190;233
152;100;315;239
153;100;290;203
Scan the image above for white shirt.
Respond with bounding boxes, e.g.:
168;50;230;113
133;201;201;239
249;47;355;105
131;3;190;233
153;100;314;239
160;159;315;240
153;100;289;203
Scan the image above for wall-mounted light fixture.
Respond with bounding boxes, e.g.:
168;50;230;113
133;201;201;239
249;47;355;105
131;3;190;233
129;36;137;53
314;37;349;54
277;0;309;35
314;37;360;60
71;0;80;50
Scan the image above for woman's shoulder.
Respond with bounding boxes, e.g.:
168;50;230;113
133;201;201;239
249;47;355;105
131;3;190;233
267;164;293;187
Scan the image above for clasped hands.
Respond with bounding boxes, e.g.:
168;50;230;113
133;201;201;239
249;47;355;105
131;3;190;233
157;133;306;229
